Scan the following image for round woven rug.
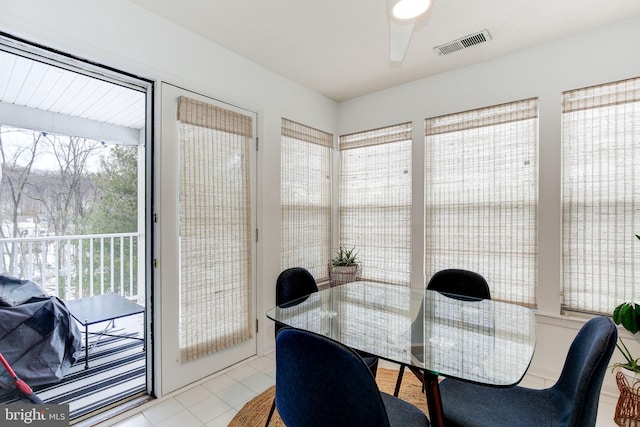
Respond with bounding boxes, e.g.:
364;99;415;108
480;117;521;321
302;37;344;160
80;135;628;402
229;367;428;426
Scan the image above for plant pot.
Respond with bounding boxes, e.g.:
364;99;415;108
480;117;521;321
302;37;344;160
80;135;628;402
614;368;640;426
620;368;640;383
328;264;362;287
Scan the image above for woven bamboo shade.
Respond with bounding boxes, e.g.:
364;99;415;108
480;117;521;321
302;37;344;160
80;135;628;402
339;122;412;286
562;77;640;314
280;118;333;281
425;98;539;307
177;96;253;363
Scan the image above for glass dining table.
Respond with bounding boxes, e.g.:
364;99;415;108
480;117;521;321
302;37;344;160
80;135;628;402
266;280;536;427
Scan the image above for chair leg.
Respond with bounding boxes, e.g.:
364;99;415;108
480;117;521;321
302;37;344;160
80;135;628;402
265;397;276;427
366;357;378;378
393;364;406;397
406;366;426;394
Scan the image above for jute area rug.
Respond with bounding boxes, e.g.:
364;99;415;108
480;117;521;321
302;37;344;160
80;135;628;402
229;367;428;426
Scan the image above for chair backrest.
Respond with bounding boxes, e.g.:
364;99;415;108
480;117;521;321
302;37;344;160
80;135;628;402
276;267;319;306
275;328;390;427
275;267;319;336
426;269;491;301
550;316;617;426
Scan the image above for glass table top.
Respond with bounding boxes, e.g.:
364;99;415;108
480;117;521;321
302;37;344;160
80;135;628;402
266;280;536;387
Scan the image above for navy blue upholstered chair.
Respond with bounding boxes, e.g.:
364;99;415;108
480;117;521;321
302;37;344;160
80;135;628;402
394;269;491;396
426;268;491;301
265;267;379;426
438;316;617;427
275;267;318;312
275;328;430;427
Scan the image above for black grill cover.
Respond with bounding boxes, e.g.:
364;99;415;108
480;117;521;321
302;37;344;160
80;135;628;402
0;275;81;391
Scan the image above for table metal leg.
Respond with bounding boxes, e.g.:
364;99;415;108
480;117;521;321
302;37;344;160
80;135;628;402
424;371;446;427
84;322;89;370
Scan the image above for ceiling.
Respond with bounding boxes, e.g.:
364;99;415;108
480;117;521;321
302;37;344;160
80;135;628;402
0;49;146;132
129;0;640;102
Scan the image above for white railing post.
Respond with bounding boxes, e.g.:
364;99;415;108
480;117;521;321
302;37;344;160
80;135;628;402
100;238;105;294
89;238;94;297
119;235;124;296
78;239;83;299
40;243;47;291
54;240;60;298
110;236;115;294
129;235;134;298
65;239;71;299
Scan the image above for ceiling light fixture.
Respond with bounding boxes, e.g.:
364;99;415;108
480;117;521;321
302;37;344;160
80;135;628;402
392;0;432;20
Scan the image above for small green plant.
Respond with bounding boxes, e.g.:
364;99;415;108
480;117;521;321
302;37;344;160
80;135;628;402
614;302;640;334
331;247;359;267
612;302;640;373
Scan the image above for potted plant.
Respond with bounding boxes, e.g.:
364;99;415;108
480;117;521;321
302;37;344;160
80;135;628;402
610;235;640;426
328;247;362;287
612;301;640;375
611;235;640;374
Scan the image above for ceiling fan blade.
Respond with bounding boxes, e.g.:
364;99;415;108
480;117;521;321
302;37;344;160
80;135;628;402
385;0;417;62
389;18;415;62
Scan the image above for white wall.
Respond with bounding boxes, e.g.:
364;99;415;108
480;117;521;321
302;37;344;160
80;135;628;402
338;15;640;399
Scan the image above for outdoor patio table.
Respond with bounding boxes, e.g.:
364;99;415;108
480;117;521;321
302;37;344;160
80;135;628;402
266;280;536;427
66;294;144;369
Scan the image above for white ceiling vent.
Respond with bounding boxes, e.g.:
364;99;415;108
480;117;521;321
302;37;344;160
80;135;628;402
434;29;492;56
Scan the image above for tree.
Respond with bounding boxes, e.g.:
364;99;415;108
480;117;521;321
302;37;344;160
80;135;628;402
28;133;102;236
0;127;43;238
0;126;43;275
80;145;138;233
78;145;139;296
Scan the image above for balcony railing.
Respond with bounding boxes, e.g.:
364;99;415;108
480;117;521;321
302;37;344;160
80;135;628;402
0;233;142;303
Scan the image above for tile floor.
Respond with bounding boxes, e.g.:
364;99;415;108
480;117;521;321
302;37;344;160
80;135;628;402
86;353;618;427
90;352;277;427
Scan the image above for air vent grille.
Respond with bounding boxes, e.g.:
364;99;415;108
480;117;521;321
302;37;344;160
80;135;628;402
434;30;492;56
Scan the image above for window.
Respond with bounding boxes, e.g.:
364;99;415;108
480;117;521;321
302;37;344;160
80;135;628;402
425;99;538;306
280;118;333;280
339;123;412;285
562;77;640;314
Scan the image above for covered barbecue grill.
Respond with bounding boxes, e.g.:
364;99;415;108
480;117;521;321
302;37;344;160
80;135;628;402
0;275;81;393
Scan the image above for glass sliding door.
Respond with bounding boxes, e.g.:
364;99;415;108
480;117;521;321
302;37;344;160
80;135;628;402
0;35;152;419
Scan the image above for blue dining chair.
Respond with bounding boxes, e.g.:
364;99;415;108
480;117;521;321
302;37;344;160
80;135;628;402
275;327;430;427
438;316;617;427
425;268;491;301
394;268;491;396
265;267;378;426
